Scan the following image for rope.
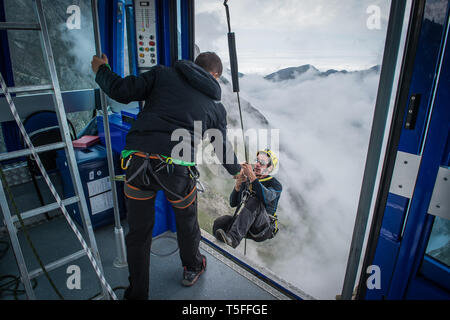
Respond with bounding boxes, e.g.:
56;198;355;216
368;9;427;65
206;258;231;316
0;275;38;300
0;73;117;300
223;0;248;163
224;0;249;254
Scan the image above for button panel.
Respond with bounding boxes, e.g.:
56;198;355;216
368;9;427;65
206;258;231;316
134;0;157;70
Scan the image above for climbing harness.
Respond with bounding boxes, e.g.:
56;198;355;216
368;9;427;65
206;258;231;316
121;152;203;208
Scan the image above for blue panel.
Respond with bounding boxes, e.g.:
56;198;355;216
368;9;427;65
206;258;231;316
55;144;126;230
155;0;161;65
179;0;191;60
97;0;112;60
125;5;138;75
153;192;177;237
388;0;450;299
113;0;126;76
381;193;409;241
98;0;125;73
0;0;21;153
97;114;128;154
420;255;450;291
365;236;400;299
398;0;450;154
443;133;450;165
121;106;139;122
406;275;450;300
159;0;172;66
1;122;21;154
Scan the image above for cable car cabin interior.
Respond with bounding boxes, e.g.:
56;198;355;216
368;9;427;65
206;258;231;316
0;0;448;301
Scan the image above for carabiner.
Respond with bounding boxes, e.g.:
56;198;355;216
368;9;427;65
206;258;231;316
121;154;133;170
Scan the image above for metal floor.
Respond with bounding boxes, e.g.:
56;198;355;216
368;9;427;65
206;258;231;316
0;215;286;300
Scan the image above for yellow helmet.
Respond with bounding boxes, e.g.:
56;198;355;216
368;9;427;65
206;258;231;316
257;149;278;169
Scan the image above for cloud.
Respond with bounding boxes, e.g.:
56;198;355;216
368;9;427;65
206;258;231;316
195;10;228;53
214;67;381;299
195;0;390;74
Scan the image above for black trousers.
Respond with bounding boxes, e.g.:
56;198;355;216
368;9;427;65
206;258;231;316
123;156;203;300
213;196;272;245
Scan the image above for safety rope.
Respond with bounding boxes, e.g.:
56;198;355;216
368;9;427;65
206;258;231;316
223;0;248;164
223;0;249;255
0;73;117;300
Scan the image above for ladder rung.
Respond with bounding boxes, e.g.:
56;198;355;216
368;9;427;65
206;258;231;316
0;141;66;161
0;22;41;30
0;84;53;94
29;249;87;279
12;196;80;224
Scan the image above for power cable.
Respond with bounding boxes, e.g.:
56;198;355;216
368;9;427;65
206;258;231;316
0;164;64;299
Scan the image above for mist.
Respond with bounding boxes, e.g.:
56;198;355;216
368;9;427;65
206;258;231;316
213;68;381;299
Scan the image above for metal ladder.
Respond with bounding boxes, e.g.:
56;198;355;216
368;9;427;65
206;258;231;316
0;0;115;300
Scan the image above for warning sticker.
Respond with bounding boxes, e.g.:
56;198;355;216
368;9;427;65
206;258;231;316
89;191;114;215
87;176;111;197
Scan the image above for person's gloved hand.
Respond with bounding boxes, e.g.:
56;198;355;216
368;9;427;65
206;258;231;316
233;169;247;191
241;163;257;183
91;54;108;73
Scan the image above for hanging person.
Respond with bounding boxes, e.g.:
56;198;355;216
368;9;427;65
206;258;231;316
91;52;241;300
213;149;282;248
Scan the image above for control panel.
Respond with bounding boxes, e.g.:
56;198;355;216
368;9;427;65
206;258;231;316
134;0;158;71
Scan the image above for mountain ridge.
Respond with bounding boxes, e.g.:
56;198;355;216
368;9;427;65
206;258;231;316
264;64;380;81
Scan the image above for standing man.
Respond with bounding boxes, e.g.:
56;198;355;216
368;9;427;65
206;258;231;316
91;52;241;300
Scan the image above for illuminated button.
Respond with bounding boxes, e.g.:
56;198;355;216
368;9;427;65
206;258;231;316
139;41;144;46
142;28;145;32
145;47;150;52
139;53;144;58
150;47;155;52
139;47;144;51
149;41;155;46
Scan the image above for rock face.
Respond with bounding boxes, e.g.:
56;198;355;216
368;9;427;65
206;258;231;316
264;64;320;81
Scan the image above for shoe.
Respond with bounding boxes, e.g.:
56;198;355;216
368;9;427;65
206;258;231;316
182;255;207;287
215;229;237;248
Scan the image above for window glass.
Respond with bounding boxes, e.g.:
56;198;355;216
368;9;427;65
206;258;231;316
4;0;97;91
195;0;398;299
176;0;182;59
426;216;450;267
0;126;6;153
124;12;131;76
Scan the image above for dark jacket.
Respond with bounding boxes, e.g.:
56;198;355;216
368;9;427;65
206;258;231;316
230;176;282;216
95;61;240;175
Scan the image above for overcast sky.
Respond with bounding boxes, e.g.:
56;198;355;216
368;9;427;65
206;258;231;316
195;0;391;75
